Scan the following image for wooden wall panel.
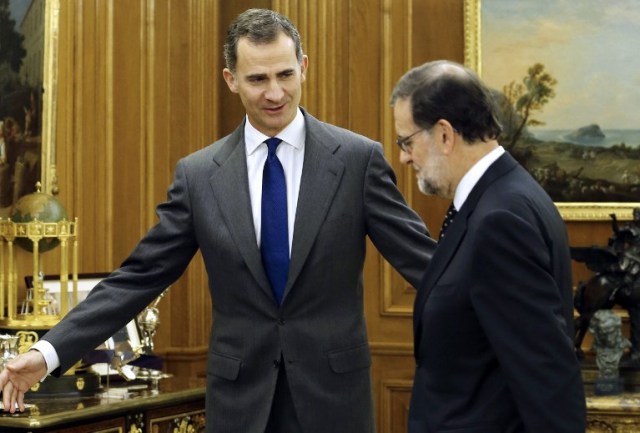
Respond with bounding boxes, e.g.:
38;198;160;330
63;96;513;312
47;1;617;431
53;0;222;378
379;0;415;320
274;0;349;127
111;0;144;260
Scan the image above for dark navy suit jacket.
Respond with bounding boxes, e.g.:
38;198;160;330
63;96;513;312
409;152;586;433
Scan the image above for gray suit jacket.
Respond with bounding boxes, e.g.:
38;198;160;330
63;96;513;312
43;110;436;433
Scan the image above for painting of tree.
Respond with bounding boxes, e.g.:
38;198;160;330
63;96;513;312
492;62;640;203
500;63;556;151
468;0;640;208
0;0;27;73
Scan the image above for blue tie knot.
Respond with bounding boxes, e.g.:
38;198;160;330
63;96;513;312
265;137;282;157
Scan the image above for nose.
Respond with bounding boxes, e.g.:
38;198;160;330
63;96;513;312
265;80;285;101
399;149;412;165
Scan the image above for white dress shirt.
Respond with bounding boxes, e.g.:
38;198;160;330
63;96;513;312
33;108;307;376
245;108;305;252
452;145;505;211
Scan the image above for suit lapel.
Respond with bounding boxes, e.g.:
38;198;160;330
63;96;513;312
413;152;519;354
208;114;346;304
412;211;467;349
285;113;344;301
209;125;273;298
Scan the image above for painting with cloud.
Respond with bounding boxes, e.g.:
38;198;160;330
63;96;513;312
479;0;640;203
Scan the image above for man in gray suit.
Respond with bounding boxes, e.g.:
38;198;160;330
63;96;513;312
0;9;436;433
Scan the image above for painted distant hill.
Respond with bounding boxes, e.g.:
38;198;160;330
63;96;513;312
565;124;605;144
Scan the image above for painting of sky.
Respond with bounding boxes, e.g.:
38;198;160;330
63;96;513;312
9;0;31;29
481;0;640;131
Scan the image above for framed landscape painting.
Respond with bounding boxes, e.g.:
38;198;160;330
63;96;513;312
464;0;640;220
0;0;58;217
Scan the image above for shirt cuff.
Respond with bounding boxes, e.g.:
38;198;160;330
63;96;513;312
30;340;61;380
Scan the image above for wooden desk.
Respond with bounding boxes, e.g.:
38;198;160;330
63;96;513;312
0;376;205;432
583;358;640;432
586;392;640;432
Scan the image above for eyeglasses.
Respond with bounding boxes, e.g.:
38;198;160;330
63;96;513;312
395;129;423;153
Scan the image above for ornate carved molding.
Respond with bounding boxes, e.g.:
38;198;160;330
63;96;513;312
126;412;144;433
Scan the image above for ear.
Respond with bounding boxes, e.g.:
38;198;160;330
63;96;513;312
436;119;457;155
223;68;239;93
300;55;309;83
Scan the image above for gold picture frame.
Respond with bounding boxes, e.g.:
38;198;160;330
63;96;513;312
0;0;59;216
463;0;639;221
41;0;60;196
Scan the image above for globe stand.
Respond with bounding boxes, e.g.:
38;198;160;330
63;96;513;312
0;186;96;395
0;216;79;329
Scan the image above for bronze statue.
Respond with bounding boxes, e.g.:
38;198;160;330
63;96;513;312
571;208;640;362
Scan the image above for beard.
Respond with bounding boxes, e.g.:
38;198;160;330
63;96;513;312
415;157;452;198
418;177;439;196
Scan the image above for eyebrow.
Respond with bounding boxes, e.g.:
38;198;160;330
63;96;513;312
244;68;296;81
245;73;267;81
277;68;295;76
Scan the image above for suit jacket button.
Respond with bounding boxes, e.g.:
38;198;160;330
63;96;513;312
273;359;280;369
277;318;285;325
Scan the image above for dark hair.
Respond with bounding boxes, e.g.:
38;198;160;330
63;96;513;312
224;9;304;72
390;60;502;143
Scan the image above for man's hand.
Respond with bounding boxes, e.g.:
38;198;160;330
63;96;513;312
0;350;47;413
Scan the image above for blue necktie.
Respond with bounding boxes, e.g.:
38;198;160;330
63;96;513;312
261;138;289;305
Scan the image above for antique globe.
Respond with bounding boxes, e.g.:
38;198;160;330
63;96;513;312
9;189;68;253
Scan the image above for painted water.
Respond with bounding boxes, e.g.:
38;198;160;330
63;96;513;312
531;129;640;148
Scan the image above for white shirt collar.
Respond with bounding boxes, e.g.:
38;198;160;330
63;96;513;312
244;108;305;155
453;145;505;211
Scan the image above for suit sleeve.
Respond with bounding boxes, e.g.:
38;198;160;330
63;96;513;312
362;143;436;288
42;160;199;374
469;209;586;432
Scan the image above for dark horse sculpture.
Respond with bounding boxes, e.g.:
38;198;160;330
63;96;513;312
571;209;640;361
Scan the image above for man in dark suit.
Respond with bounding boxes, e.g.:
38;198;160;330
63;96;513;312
0;9;436;433
390;60;586;432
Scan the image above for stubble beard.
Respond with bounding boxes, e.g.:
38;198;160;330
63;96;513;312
418;177;439;197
